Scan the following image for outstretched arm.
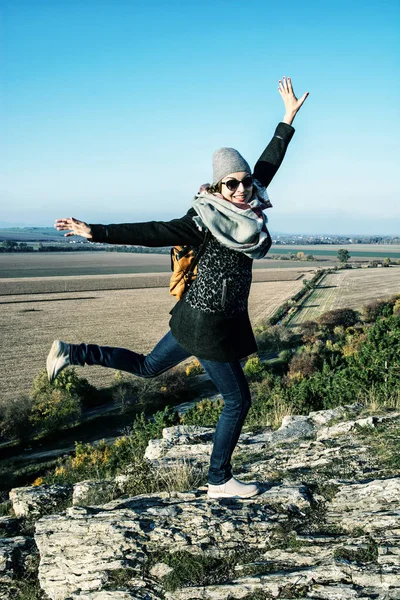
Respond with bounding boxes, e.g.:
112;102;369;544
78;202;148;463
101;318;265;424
253;76;309;188
54;209;205;247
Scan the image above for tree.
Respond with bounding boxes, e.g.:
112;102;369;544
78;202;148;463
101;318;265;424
317;308;360;329
337;249;350;264
1;240;18;250
296;251;305;260
383;257;391;267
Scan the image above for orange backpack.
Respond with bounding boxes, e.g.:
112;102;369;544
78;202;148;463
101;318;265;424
169;231;211;300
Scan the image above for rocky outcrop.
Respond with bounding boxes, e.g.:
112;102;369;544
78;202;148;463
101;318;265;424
4;404;400;599
9;484;73;519
35;484;314;600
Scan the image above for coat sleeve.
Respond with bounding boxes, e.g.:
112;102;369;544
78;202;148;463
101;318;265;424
253;122;295;188
88;208;205;247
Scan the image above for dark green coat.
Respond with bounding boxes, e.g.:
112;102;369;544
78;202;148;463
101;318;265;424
90;122;295;362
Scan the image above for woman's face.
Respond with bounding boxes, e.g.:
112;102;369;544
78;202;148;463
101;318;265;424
219;171;253;204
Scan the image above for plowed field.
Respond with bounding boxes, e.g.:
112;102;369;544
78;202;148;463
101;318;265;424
0;270;309;401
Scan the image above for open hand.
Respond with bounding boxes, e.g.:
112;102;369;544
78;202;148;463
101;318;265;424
278;76;309;117
54;217;93;239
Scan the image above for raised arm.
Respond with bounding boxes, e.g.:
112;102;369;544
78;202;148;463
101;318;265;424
253;76;308;188
55;208;205;247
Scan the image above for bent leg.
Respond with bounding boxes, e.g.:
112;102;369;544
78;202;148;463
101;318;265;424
198;359;251;485
71;330;191;378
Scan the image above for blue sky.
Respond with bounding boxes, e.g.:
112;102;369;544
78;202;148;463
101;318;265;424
1;0;399;234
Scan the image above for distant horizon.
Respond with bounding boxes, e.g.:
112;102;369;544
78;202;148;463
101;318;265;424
1;216;400;239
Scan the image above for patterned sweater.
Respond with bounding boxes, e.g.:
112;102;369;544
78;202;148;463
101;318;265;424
89;122;295;361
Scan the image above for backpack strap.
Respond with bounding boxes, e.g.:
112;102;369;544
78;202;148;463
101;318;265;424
186;229;211;277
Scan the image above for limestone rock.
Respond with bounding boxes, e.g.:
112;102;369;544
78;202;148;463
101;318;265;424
69;591;160;600
34;484;313;600
145;426;214;461
9;484;73;519
73;480;117;506
272;413;317;441
0;536;34;583
4;404;400;599
326;477;400;532
149;562;174;579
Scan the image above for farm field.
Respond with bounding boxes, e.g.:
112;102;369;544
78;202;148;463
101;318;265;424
0;272;310;402
289;267;400;327
269;244;400;259
0;267;310;296
1;262;399;403
1;245;400;279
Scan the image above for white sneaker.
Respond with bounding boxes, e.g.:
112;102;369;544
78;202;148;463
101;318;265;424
207;477;259;499
47;340;71;383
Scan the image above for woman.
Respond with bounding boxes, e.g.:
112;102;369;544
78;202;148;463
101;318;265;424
47;77;308;499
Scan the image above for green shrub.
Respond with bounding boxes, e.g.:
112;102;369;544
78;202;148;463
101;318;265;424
127;408;180;453
362;299;391;322
317;308;360;329
0;500;12;517
146;547;260;592
299;320;319;343
278;349;293;365
112;368;189;411
185;359;204;376
181;398;224;427
254;325;281;352
44;407;178;485
243;356;266;381
245;375;283;429
34;367;96;407
30;371;82;435
0;395;35;442
287;351;321;380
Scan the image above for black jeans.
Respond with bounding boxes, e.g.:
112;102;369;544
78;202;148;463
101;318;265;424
71;330;251;485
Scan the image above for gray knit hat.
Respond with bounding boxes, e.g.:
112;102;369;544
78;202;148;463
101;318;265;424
212;147;251;185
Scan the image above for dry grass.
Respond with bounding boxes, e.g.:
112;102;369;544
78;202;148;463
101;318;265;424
154;459;209;493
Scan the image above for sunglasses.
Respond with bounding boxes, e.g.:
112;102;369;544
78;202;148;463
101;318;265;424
221;175;253;192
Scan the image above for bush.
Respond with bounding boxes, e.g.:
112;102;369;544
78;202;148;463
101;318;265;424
269;301;290;325
0;396;35;442
317;308;360;329
393;299;400;315
39;367;96;408
181;398;224;427
278;349;293;365
112;368;189;411
246;374;288;430
299;320;319;343
243;356;266;381
254;324;297;352
30;370;82;435
287;352;321;381
45;407;179;486
361;299;396;323
185;359;204;377
125;408;179;454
